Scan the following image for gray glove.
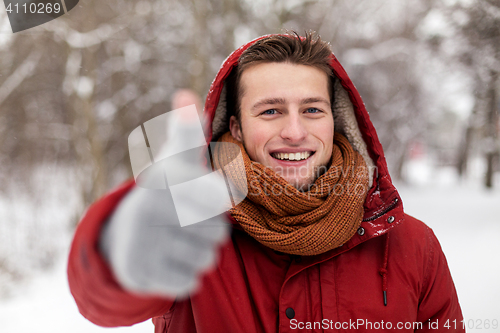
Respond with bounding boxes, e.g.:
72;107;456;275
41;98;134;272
100;107;230;297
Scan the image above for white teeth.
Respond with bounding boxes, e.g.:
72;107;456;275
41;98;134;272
272;152;311;161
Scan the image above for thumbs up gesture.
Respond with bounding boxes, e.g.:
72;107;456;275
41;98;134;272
100;93;230;298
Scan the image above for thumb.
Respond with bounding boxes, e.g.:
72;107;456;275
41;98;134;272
171;89;203;114
153;89;205;163
158;104;207;165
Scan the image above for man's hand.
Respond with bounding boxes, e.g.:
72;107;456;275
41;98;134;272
100;99;230;298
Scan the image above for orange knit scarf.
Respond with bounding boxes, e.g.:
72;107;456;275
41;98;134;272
213;132;369;256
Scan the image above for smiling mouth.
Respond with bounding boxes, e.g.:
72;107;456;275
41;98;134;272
271;151;314;161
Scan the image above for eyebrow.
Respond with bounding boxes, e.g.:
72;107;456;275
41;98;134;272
251;97;330;110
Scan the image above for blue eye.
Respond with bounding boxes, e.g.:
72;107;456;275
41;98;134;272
306;107;320;113
262;109;277;115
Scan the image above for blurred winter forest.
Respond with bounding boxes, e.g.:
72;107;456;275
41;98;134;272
0;0;498;294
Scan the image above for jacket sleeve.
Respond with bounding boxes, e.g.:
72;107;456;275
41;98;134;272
67;180;175;327
416;227;465;332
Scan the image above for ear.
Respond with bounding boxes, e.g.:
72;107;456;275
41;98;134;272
229;115;243;142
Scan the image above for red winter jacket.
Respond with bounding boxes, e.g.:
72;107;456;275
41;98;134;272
68;35;464;332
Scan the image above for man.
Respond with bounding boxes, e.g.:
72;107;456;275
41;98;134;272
68;32;464;332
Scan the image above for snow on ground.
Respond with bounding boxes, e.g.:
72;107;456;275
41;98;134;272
0;161;499;332
0;246;153;333
0;164;152;332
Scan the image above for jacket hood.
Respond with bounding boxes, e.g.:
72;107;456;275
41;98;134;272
203;34;404;238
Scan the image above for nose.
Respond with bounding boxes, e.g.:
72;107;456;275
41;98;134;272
280;112;307;143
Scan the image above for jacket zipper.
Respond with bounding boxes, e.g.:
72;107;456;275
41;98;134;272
362;198;399;222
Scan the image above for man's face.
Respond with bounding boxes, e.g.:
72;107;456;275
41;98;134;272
229;62;334;190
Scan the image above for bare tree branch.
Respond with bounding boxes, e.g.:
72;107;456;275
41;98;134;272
0;51;41;107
